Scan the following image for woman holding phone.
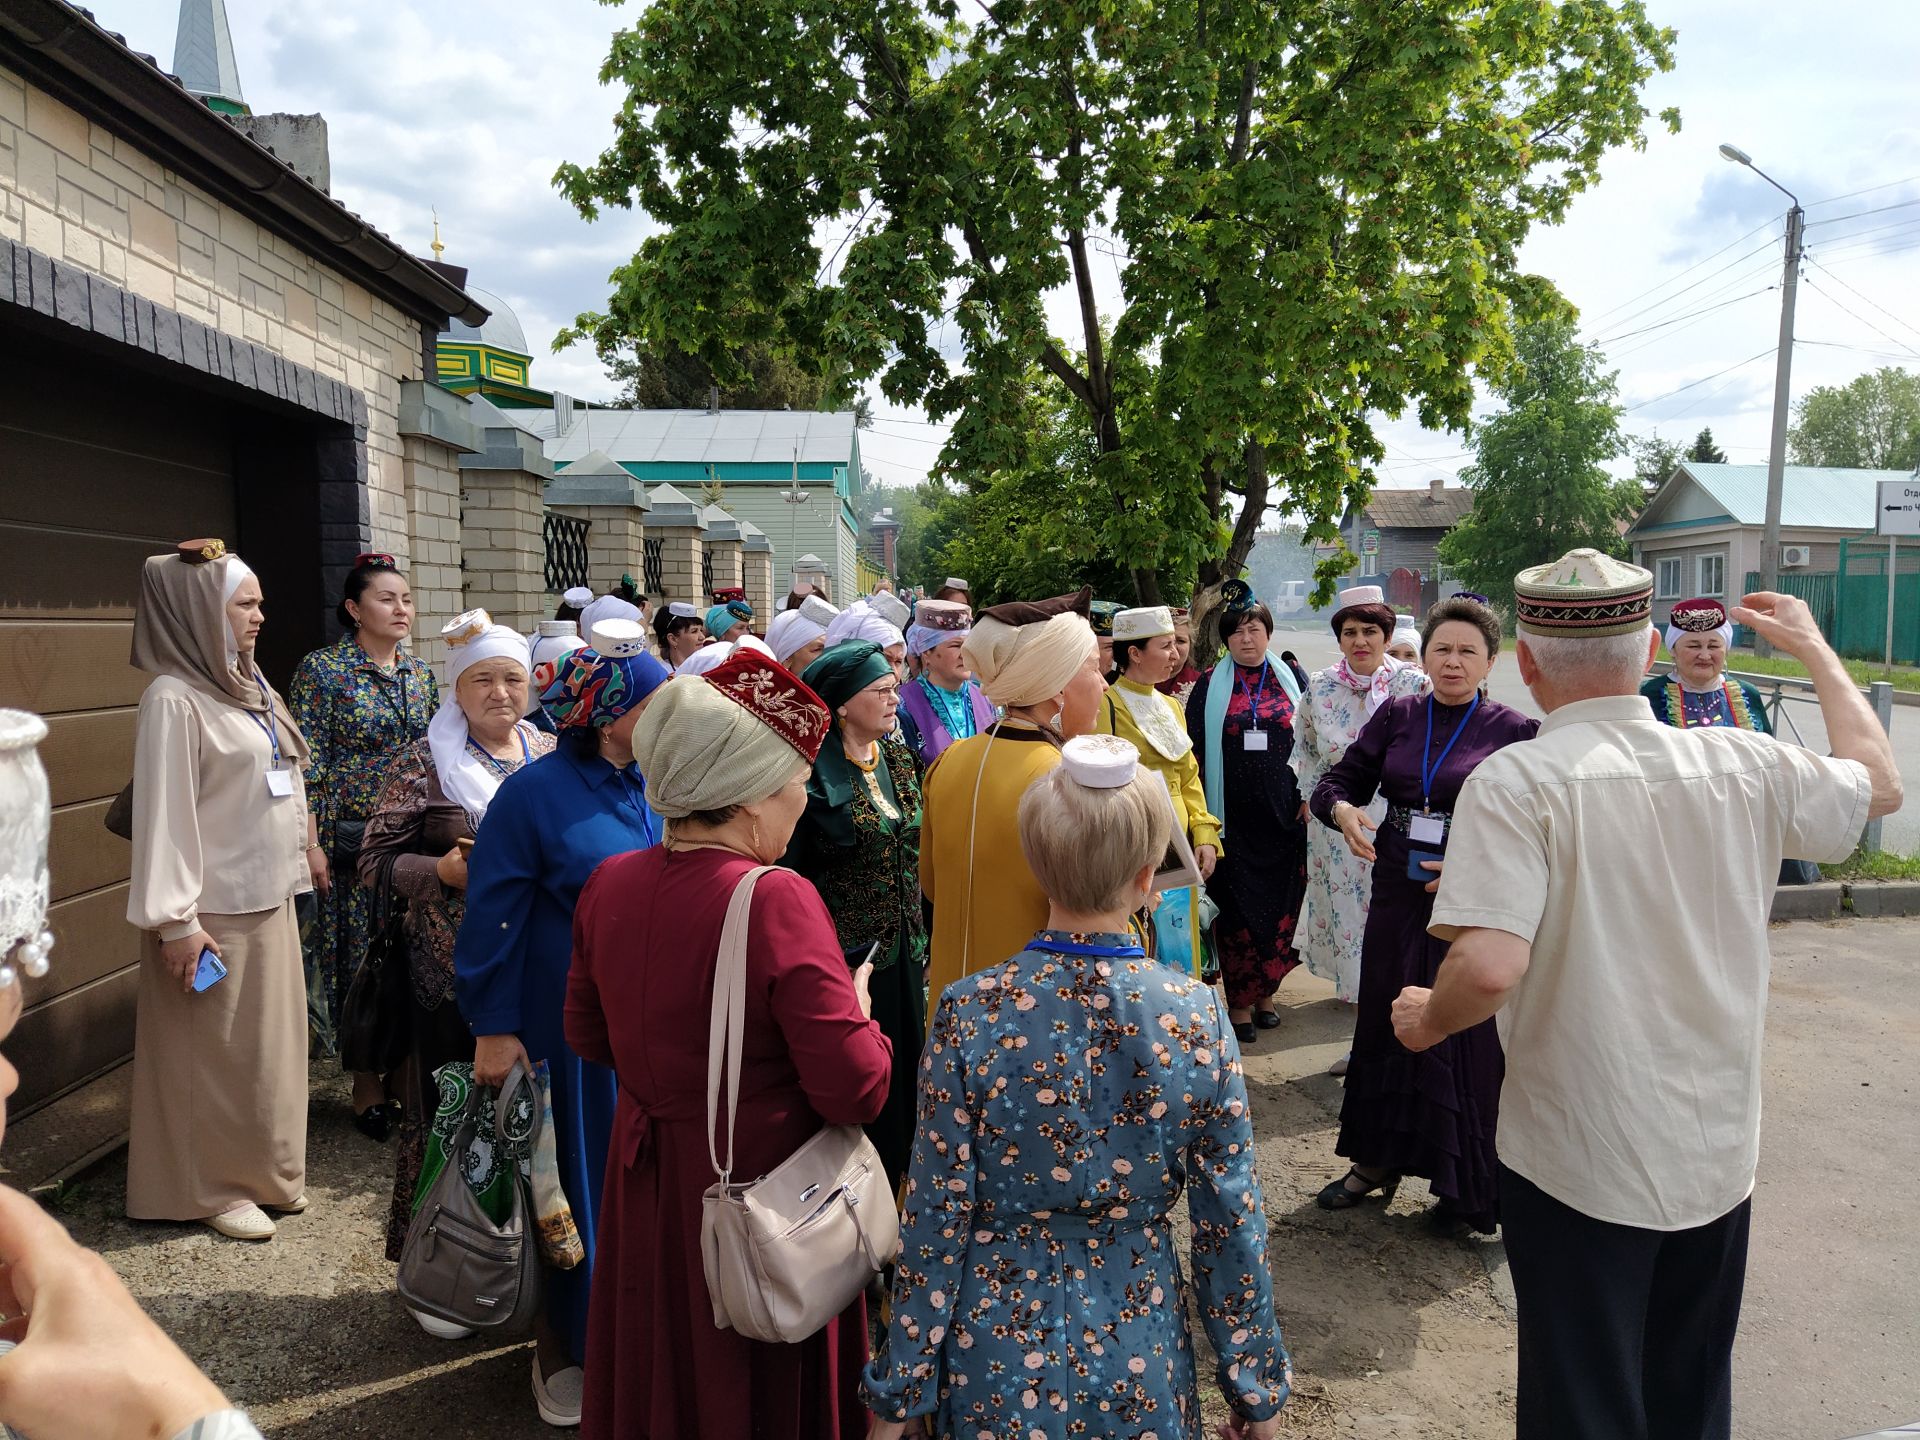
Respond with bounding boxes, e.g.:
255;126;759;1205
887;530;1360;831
783;639;925;1189
1307;596;1535;1233
125;540;314;1242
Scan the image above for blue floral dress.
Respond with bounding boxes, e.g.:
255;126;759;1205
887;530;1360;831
288;635;437;1045
863;932;1291;1437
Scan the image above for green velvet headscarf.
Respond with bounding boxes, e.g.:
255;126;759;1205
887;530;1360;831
801;640;894;712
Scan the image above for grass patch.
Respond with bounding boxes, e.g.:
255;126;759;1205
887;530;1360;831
1704;649;1920;694
1820;850;1920;882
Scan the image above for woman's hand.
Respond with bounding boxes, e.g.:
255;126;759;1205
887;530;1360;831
435;845;470;891
1195;845;1218;881
1420;858;1444;894
306;845;331;898
1297;801;1309;823
157;932;218;994
0;1184;232;1440
853;961;875;1021
472;1033;531;1087
1333;803;1377;863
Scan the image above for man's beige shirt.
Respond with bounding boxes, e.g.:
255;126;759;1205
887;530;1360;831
1430;694;1871;1230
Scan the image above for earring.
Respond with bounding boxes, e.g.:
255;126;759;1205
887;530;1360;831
750;820;762;854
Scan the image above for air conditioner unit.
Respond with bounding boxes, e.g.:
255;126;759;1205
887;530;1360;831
1781;545;1812;569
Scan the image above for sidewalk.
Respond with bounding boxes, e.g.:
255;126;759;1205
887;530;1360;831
44;917;1920;1438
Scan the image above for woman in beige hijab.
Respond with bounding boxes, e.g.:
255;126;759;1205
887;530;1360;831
125;539;314;1241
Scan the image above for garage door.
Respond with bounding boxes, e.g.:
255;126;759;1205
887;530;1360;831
0;340;237;1117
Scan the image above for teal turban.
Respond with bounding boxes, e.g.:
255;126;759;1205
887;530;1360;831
801;640;894;713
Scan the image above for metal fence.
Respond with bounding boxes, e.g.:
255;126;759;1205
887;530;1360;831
1747;543;1920;666
701;547;713;597
543;510;590;594
642;537;664;598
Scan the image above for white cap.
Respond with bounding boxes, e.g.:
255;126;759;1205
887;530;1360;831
869;592;910;630
941;576;970;592
442;609;491;647
1060;734;1139;789
1112;605;1174;642
589;618;649;658
537;619;580;638
1391;614;1420;640
668;601;699;620
1334;584;1387;611
562;586;594;609
799;594;840;627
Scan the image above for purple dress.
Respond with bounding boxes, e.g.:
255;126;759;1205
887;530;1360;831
1311;693;1537;1228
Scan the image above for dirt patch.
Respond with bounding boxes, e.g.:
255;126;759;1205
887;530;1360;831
57;971;1516;1437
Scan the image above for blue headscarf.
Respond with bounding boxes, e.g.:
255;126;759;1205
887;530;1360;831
540;644;671;728
705;600;753;640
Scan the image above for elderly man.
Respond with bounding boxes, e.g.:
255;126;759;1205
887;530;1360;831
1392;549;1900;1440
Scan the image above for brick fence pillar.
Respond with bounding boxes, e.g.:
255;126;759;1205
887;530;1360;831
740;520;775;621
642;483;709;611
458;409;554;635
545;458;650;599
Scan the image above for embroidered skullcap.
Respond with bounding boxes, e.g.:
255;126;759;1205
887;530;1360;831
1329;584;1396;638
802;640;894;712
540;627;670;728
632;653;830;818
1664;596;1733;654
1220;579;1258;615
579;593;641;639
1088;601;1123;637
1059;734;1138;789
1112;606;1174;642
906;598;972;656
561;585;595;610
705;602;752;640
589;618;650;657
869;592;911;631
1514;548;1654;639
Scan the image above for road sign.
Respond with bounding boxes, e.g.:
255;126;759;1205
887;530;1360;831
1879;479;1920;537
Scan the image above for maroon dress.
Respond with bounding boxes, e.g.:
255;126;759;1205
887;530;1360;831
1311;693;1537;1229
564;848;894;1439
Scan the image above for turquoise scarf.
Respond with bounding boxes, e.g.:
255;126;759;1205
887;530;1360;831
1201;651;1301;834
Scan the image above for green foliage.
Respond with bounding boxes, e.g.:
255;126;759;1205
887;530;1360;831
1628;431;1683;495
1439;313;1639;601
555;0;1677;603
1788;367;1920;470
1686;426;1728;464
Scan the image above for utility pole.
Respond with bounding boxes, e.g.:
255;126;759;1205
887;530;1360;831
1720;143;1803;656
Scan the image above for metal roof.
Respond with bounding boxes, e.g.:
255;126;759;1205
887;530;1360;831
546;408;858;467
441;286;528;354
171;0;242;106
1639;462;1898;532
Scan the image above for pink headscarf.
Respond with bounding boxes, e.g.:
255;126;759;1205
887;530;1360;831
1331;654;1407;719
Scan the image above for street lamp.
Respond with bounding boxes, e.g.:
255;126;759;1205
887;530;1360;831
781;441;809;589
1719;142;1805;654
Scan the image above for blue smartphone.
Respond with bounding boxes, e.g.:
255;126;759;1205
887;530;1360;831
1407;849;1445;884
192;946;228;992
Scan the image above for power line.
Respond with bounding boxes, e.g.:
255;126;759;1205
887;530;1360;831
1584;219;1775;326
1803;196;1920;229
1808;172;1920;208
1594;286;1774;347
1799;338;1920;364
1583;235;1781;338
1801;266;1920;359
1620;347;1775;414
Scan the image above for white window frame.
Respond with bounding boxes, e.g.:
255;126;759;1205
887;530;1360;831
1696;552;1726;598
1655;555;1683;599
1360;551;1379;577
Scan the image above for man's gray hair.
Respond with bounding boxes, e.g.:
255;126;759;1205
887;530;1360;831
1519;626;1653;692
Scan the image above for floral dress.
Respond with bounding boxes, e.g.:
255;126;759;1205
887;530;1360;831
1287;662;1428;1002
289;635;437;1047
863;934;1292;1437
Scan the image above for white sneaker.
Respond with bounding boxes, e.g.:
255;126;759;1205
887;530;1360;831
203;1203;276;1241
532;1356;583;1428
408;1307;474;1341
266;1193;309;1215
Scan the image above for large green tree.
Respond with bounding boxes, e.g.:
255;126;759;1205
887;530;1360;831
556;0;1676;606
1788;367;1920;470
1439;312;1640;602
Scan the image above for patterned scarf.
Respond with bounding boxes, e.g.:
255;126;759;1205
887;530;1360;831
1331;654;1405;719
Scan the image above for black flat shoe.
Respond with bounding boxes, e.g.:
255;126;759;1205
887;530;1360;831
1315;1167;1401;1211
352;1101;397;1142
1201;966;1221;985
1253;1008;1283;1030
1232;1019;1258;1045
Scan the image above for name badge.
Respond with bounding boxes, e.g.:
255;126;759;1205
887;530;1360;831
1409;812;1447;845
1243;730;1269;751
265;767;296;798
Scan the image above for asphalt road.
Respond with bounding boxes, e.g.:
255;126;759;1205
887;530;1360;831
1270;621;1919;856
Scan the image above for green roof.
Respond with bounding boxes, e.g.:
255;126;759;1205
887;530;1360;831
1634;462;1906;534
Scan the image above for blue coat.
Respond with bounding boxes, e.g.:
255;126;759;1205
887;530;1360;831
454;740;663;1362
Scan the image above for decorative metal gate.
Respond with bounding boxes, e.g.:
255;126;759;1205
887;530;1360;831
543;510;590;594
642;536;665;597
701;547;713;597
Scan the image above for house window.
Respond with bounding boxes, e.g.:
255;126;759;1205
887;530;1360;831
1655;556;1683;599
1696;552;1726;598
1360;551;1379;578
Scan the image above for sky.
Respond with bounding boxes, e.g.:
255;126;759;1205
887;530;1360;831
85;0;1920;499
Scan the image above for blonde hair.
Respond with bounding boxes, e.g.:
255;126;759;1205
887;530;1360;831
1017;764;1171;914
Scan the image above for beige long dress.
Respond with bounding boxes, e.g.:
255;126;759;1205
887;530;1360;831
125;673;311;1219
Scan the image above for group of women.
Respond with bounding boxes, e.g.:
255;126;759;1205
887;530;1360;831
124;534;1689;1437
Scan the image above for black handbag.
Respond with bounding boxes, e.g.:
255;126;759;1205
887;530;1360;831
330;815;369;871
337;887;411;1075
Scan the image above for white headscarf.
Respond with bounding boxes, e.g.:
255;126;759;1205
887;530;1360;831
578;594;641;638
765;594;840;666
429;622;532;827
824;600;906;651
675;641;732;677
220;555;255;665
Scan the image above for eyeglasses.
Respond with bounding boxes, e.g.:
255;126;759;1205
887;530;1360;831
863;683;901;700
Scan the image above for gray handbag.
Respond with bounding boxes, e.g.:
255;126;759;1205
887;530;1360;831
395;1061;543;1334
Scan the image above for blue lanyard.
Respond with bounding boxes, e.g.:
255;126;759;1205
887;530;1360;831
245;673;281;767
466;729;532;772
1420;693;1479;811
1234;662;1270;731
1033;935;1147;959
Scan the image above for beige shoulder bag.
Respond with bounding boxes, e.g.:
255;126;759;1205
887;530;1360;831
700;866;898;1343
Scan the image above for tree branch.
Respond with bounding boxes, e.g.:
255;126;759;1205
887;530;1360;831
1231;61;1258;164
1225;439;1271;571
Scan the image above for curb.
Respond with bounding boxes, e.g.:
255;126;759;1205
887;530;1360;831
1770;880;1920;923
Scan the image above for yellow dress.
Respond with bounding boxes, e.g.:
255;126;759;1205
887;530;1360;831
1095;677;1224;974
920;720;1062;1022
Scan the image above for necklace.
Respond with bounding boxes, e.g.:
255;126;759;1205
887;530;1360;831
845;741;880;772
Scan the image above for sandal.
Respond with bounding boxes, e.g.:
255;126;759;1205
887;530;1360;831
1315;1167;1400;1211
